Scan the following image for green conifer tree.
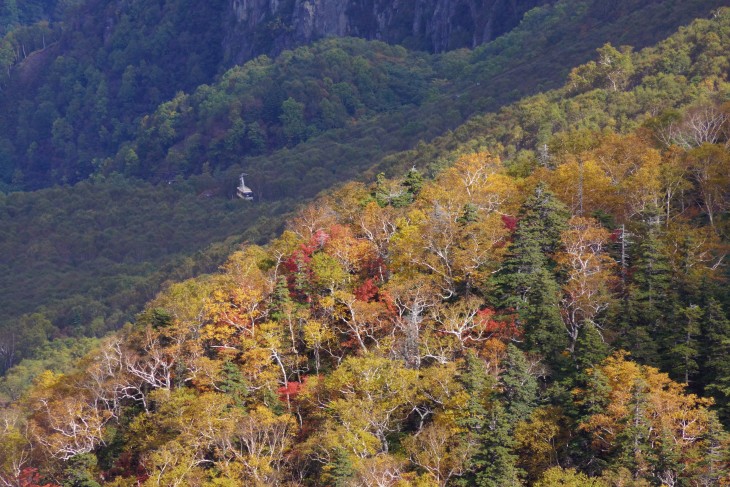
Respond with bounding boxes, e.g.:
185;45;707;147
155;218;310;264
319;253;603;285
456;350;525;486
696;412;730;484
322;448;356;487
62;453;101;487
402;166;424;197
501;344;538;423
702;299;730;423
497;183;569;367
473;402;523;487
621;212;672;366
666;304;702;386
613;378;654;479
219;360;250;409
457;351;492;436
271;275;295;322
573;324;610;374
457;203;479;225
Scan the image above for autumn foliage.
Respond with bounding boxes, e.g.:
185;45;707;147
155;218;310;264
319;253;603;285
2;10;730;486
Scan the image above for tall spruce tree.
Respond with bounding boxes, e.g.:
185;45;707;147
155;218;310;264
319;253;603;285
456;351;522;487
614;377;655;478
666;304;702;386
573;323;610;374
502;344;538;423
322;448;356;487
373;167;424;208
403;166;424;198
497;183;569;368
621;211;672;367
459;351;492;431
702;299;730;423
474;402;524;487
696;412;730;484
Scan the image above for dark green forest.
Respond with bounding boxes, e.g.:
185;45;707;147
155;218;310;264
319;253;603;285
0;0;59;36
0;0;725;190
0;0;729;485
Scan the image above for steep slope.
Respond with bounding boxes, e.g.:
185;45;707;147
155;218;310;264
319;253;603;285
222;0;550;65
0;0;58;35
0;0;727;378
0;0;228;188
0;0;725;189
1;9;729;485
0;0;547;190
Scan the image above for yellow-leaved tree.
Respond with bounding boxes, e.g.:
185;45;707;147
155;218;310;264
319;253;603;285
577;353;729;485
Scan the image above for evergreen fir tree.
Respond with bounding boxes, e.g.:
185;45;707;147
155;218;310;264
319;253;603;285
473;402;523;487
501;344;538;423
62;453;101;487
613;377;654;479
403;166;424;197
322;448;356;487
520;268;567;365
653;427;682;486
666;304;702;386
270;275;294;322
621;211;672;367
458;351;492;432
497;183;569;368
516;182;570;255
696;412;730;485
455;352;522;486
573;323;610;374
219;360;251;409
702;298;730;423
457;203;479;225
551;325;611;469
373;167;424;208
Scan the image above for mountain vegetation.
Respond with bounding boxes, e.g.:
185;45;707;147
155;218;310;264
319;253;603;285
0;0;59;36
0;175;294;375
1;3;729;484
0;0;725;190
0;0;726;384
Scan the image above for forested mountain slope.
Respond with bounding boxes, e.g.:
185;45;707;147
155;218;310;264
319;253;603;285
0;0;59;36
1;7;729;486
0;0;725;189
0;0;726;380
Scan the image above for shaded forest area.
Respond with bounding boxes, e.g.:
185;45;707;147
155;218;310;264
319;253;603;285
0;0;724;190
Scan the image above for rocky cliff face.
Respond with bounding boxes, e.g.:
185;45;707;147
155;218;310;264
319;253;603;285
223;0;550;65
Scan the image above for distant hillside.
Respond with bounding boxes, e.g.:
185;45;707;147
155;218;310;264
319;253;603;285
221;0;550;65
0;0;726;190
